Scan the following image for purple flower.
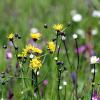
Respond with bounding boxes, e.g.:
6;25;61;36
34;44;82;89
92;90;100;100
8;89;13;100
97;58;100;63
6;49;12;59
75;45;86;54
70;72;77;85
43;80;48;86
86;44;95;56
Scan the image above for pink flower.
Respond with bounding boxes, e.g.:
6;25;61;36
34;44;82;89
6;49;12;59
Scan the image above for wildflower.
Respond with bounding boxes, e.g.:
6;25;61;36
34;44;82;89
43;80;48;86
6;49;12;59
53;24;63;32
48;41;55;53
59;86;63;90
73;34;78;39
29;54;34;59
54;57;58;61
61;36;66;41
8;89;13;100
71;72;77;85
92;10;100;18
30;33;41;40
91;28;98;35
7;33;14;41
29;57;42;70
63;81;67;86
90;56;99;64
26;44;42;54
30;28;38;33
92;90;100;100
33;47;42;54
72;13;82;22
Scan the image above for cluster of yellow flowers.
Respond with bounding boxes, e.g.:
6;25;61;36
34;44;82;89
7;24;61;70
18;44;42;58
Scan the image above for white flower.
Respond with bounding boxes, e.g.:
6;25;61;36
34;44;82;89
73;34;78;39
30;28;38;33
63;81;67;86
91;28;98;35
29;54;34;59
61;36;66;40
90;56;99;64
72;13;82;22
59;86;63;90
54;57;58;61
92;10;100;18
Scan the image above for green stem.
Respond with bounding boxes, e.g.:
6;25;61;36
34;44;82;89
91;64;95;100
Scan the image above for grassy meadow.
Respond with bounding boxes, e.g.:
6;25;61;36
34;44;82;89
0;0;100;100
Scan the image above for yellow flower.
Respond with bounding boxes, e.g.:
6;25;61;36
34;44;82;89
53;24;63;32
29;57;42;70
48;41;55;53
25;44;34;53
33;47;42;54
7;33;14;40
21;44;42;57
30;33;41;40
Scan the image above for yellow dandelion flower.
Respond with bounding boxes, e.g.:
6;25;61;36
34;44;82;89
7;33;14;40
33;47;42;54
25;44;34;53
22;44;42;56
29;57;42;70
30;33;41;40
48;41;55;53
53;24;63;32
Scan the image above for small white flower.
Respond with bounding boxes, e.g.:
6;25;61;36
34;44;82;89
1;98;4;100
63;81;67;86
91;68;97;73
30;28;38;33
90;56;99;64
73;34;78;39
29;54;34;59
54;57;58;61
92;10;100;18
59;86;63;90
61;36;66;40
37;71;40;76
72;13;82;22
34;92;37;97
91;28;98;35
